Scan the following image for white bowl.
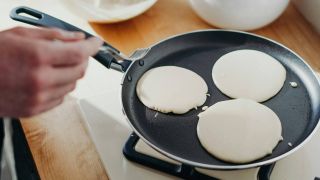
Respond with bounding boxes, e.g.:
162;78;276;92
60;0;157;23
189;0;289;31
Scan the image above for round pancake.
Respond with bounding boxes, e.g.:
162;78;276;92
136;66;208;114
212;49;286;102
197;99;283;163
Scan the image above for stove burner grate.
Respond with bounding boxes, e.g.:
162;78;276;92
123;133;275;180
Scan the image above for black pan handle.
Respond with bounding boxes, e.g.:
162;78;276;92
10;6;131;72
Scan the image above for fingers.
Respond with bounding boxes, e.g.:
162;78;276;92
46;83;76;102
47;37;103;66
29;60;87;91
39;83;75;106
50;60;88;86
7;27;103;67
21;83;75;117
73;37;103;57
9;26;85;41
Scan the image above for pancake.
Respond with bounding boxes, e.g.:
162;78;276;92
197;99;283;163
136;66;208;114
212;49;286;102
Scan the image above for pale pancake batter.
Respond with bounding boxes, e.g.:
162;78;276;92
212;50;286;102
197;99;282;163
136;66;208;114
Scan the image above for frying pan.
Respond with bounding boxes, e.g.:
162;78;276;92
10;6;320;170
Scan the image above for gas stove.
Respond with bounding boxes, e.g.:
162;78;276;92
79;87;320;180
122;133;275;180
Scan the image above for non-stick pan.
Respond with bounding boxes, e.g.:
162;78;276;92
10;6;320;170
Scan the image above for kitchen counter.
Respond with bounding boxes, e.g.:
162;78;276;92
7;0;320;179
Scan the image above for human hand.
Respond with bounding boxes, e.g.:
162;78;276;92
0;27;102;117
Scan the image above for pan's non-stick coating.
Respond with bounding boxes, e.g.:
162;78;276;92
121;31;320;169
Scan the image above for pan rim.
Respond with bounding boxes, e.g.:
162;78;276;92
120;29;320;170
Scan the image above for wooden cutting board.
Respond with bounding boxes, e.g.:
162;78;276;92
21;0;320;180
90;0;320;72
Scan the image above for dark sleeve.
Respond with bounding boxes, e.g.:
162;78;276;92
0;118;4;175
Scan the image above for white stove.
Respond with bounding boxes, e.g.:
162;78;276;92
79;86;320;180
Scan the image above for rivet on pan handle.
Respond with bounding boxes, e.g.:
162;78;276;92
10;6;131;72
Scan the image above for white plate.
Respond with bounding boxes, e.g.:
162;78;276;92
60;0;157;23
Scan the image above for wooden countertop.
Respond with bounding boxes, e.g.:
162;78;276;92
22;0;320;179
